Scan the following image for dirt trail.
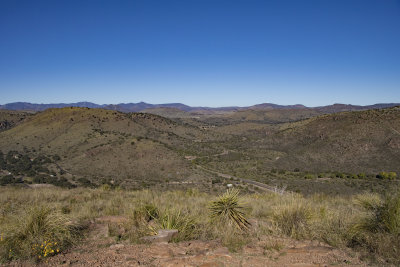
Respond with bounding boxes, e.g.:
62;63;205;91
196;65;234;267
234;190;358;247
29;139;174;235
35;217;367;267
196;165;285;194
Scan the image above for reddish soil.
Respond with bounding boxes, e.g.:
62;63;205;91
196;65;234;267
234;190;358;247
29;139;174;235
11;216;367;267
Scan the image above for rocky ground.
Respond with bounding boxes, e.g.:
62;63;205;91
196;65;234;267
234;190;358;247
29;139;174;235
10;216;366;267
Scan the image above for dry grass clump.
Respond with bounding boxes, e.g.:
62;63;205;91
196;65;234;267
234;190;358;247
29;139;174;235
272;198;313;239
350;192;400;264
354;192;400;235
0;205;82;263
126;201;200;243
155;208;198;241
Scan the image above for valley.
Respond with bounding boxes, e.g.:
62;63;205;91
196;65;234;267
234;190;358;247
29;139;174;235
1;105;399;195
1;104;400;266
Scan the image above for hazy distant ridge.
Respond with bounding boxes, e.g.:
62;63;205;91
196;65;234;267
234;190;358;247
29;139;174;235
0;101;399;113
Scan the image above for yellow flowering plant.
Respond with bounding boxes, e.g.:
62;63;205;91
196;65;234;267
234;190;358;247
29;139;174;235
31;240;60;260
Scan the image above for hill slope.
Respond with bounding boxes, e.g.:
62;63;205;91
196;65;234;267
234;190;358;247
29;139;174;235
1;106;399;191
0;108;218;188
207;107;400;176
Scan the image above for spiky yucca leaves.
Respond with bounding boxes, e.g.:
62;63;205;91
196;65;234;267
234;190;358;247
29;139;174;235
354;192;400;235
209;188;250;230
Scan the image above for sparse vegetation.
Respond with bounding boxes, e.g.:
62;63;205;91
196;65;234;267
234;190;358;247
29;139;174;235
1;187;400;265
1;106;400;265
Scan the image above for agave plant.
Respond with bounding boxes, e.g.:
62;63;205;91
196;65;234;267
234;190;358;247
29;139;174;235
209;188;251;230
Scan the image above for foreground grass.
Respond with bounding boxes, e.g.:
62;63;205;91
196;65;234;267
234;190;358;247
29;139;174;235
0;186;399;265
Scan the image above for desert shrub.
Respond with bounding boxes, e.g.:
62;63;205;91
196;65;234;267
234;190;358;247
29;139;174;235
377;171;397;180
357;173;366;179
354;192;400;235
349;174;358;179
0;205;81;262
125;203;160;242
304;174;314;179
128;203;197;242
336;172;345;179
100;184;111;191
388;172;397;180
212;177;222;184
155;209;198;241
273;199;313;239
77;177;96;187
134;203;159;223
209;188;250;230
0;175;15;185
351;192;400;264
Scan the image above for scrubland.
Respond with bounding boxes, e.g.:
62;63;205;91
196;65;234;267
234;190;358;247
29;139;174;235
1;186;400;265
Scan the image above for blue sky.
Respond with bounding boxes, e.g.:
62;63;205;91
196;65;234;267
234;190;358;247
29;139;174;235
0;0;399;107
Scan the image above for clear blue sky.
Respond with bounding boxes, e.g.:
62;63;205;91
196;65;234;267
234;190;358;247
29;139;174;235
0;0;399;107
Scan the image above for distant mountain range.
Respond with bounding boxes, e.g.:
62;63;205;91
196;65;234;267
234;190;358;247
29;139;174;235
0;101;399;114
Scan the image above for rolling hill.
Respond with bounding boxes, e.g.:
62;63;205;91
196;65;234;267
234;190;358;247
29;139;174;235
0;107;223;188
0;105;399;193
203;107;400;177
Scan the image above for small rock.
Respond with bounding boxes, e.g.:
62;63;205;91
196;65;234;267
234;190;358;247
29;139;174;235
209;247;230;256
141;229;178;243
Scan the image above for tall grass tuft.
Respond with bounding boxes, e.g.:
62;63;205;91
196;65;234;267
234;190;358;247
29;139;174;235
0;205;81;262
354;192;400;235
351;192;400;264
273;199;313;239
155;208;198;241
209;188;250;230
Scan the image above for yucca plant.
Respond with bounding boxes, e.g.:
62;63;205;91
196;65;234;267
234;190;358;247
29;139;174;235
209;188;250;230
354;192;400;235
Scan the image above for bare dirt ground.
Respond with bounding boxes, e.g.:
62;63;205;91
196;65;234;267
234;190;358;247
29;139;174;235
10;216;367;267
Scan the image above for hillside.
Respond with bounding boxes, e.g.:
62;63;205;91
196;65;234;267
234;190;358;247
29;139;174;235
1;106;399;195
0;108;221;189
202;107;400;179
269;107;400;173
0;110;32;131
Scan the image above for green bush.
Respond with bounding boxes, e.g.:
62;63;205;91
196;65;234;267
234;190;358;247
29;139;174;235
388;172;397;180
304;174;314;179
377;171;397;180
357;173;366;179
336;173;345;179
